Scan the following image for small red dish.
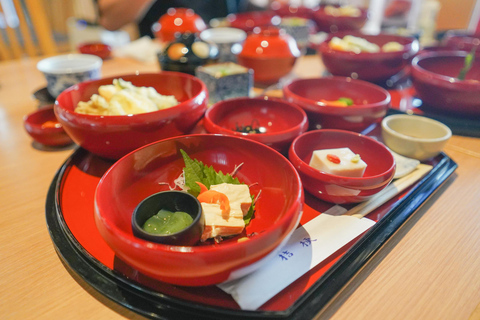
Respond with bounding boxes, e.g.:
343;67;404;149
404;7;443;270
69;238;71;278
152;7;207;42
311;5;368;33
23;105;73;147
55;72;208;160
283;76;390;132
237;26;300;84
203;96;308;154
318;31;419;83
289;129;396;204
411;51;480;116
77;42;112;60
94;134;303;286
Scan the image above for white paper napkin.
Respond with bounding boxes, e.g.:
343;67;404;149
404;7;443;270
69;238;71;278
113;36;162;63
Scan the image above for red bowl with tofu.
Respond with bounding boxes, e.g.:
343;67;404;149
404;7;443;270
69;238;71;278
203;96;308;154
94;134;303;286
289;129;395;204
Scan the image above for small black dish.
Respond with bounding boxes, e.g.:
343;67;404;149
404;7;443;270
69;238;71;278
132;191;204;246
33;87;55;106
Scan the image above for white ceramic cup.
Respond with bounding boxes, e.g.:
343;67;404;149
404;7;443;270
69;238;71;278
37;54;102;98
381;114;452;161
200;27;247;62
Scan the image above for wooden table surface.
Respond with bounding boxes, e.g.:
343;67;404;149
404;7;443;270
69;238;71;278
1;55;480;320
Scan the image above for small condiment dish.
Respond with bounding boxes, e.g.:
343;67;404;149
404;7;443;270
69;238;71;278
23;104;73;147
77;42;112;60
289;129;396;204
132;191;204;246
381;114;452;161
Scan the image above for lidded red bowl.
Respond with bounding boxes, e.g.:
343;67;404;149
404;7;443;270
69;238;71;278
237;26;300;84
152;7;207;42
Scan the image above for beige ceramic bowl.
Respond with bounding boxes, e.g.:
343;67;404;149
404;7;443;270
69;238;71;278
381;114;452;161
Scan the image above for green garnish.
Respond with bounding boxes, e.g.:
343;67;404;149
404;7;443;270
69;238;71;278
180;149;255;224
458;46;477;80
338;97;354;106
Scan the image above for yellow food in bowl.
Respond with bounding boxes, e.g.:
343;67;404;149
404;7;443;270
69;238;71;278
329;35;404;54
75;79;179;115
324;5;361;17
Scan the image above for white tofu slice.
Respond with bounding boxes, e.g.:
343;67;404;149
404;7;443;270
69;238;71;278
309;147;367;177
210;183;252;217
200;202;245;241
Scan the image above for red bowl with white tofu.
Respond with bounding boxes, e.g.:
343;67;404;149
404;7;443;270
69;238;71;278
94;134;303;286
289;129;395;204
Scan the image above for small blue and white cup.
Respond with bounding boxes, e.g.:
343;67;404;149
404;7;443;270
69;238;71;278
200;27;247;63
37;54;102;98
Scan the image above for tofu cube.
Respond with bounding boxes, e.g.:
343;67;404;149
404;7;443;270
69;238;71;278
309;147;367;177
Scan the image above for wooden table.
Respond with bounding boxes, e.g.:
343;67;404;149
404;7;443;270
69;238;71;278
1;55;480;320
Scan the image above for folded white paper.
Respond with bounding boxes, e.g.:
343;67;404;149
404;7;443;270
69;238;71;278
113;36;162;63
217;206;375;310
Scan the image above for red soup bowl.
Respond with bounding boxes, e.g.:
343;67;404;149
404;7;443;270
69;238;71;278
411;51;480;116
55;72;208;160
283;76;390;132
311;5;368;33
289;129;396;204
23;104;73;147
318;31;419;83
203;96;308;154
94;134;304;286
77;42;112;60
237;26;300;84
226;10;280;33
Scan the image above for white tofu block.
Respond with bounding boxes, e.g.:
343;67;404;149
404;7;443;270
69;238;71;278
201;202;245;241
210;183;252;217
309;148;367;177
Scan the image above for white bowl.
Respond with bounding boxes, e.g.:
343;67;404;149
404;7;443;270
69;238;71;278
200;27;247;62
381;114;452;161
37;54;102;97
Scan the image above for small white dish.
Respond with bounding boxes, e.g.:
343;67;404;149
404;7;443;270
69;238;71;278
200;27;246;62
37;54;102;98
381;114;452;161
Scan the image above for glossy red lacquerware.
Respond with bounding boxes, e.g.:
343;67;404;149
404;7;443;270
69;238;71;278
54;72;208;160
226;11;279;33
270;2;315;20
237;27;300;84
23;104;73;146
442;31;480;52
289;130;396;204
283;76;390;132
77;42;112;60
94;134;304;286
203;96;308;154
152;7;207;42
311;6;368;33
319;32;419;83
411;51;480;116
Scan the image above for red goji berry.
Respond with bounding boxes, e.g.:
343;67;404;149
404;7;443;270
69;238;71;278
326;154;341;164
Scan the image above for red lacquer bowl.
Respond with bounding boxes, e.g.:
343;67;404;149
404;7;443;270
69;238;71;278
226;11;279;33
237;26;300;84
289;129;395;204
283;76;390;132
411;51;480;116
23;104;73;146
311;6;368;33
270;2;316;20
319;31;419;82
442;30;480;52
152;7;207;42
77;42;112;60
203;96;308;154
55;72;208;160
94;134;304;286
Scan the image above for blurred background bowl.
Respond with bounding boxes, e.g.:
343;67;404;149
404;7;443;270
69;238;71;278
203;96;308;154
94;134;304;286
283;76;390;132
37;54;102;98
23;104;73;147
311;5;368;33
152;7;207;42
381;114;452;161
289;129;396;204
318;31;419;83
54;72;208;160
411;51;480;116
199;27;247;62
237;26;300;84
77;42;112;60
226;11;280;33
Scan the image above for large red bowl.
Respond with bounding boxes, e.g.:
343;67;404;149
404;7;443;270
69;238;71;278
411;51;480;116
283;76;390;132
55;72;208;159
94;134;304;286
23;104;73;146
289;130;395;204
319;31;419;82
203;96;308;154
311;6;368;33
